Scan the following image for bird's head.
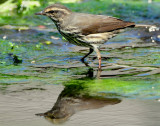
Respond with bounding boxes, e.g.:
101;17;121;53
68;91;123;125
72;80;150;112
35;4;72;22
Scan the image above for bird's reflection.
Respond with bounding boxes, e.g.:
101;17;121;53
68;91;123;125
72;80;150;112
36;68;121;124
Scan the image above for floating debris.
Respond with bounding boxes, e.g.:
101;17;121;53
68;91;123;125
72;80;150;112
3;35;7;40
31;61;36;64
149;26;160;32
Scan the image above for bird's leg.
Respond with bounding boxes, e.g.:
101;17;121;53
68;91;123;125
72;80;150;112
81;48;94;66
93;46;101;70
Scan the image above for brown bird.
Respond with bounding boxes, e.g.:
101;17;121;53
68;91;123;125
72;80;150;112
35;4;135;69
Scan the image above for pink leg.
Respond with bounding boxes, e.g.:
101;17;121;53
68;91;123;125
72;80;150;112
93;45;101;69
98;57;101;69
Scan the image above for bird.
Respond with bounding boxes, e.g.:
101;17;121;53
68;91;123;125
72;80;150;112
35;3;135;69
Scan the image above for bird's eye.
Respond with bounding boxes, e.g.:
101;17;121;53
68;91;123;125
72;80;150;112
48;10;58;13
48;10;55;13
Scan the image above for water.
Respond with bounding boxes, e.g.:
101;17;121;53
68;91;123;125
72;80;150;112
1;1;160;123
0;25;160;126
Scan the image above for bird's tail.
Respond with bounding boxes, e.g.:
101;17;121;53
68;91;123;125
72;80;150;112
135;24;160;32
135;24;156;28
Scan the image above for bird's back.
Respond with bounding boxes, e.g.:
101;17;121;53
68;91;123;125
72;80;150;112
59;13;135;47
62;12;135;35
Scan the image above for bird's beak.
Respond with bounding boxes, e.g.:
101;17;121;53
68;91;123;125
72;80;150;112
35;11;46;15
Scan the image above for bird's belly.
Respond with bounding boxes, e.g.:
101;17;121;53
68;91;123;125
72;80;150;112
59;30;119;48
59;32;92;47
77;32;117;46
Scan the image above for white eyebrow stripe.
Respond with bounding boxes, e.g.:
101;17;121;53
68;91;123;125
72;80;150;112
45;8;70;14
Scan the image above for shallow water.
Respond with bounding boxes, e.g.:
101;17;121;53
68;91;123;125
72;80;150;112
0;25;160;126
1;90;160;126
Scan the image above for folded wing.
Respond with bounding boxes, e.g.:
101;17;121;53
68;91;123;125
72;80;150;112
74;15;135;35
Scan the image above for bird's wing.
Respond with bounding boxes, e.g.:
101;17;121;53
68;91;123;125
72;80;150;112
71;14;135;35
